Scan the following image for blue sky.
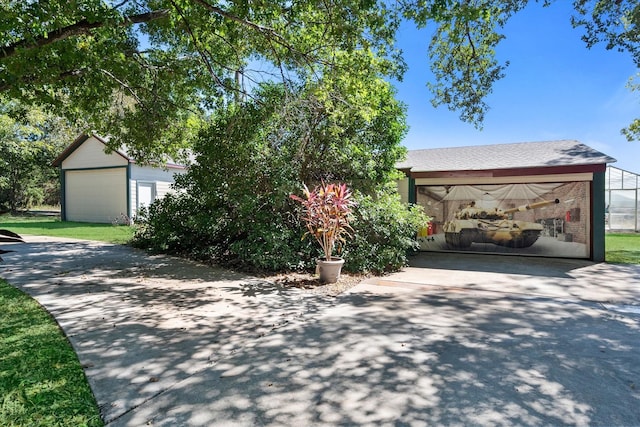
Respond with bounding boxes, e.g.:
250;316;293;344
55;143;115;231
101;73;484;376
393;1;639;173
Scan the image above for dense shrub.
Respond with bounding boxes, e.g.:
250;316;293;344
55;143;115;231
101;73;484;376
132;82;427;274
346;188;428;274
133;182;319;270
134;186;427;274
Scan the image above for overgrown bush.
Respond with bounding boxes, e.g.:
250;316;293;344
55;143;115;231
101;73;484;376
134;185;427;274
346;187;428;274
133;181;318;271
132;81;427;274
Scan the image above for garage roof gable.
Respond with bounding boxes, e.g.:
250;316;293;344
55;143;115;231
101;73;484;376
53;133;188;169
52;134;129;168
397;140;617;173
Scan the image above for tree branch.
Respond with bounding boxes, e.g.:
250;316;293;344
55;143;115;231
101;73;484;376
99;68;144;106
0;68;87;92
190;0;282;39
170;0;252;101
170;1;221;85
189;0;298;54
113;0;131;10
1;9;169;60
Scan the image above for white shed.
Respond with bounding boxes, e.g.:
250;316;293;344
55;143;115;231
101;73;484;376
52;134;186;223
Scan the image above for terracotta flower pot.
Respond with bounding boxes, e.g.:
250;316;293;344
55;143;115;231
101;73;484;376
316;257;345;284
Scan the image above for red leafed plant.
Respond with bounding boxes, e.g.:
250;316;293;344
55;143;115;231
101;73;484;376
290;182;356;262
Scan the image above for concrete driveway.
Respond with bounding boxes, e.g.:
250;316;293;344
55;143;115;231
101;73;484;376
1;236;640;426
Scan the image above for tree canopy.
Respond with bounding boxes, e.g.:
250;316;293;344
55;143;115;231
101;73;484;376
132;78;428;273
0;101;80;211
1;0;639;158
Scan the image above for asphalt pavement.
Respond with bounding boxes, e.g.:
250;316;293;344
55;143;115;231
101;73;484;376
1;236;640;426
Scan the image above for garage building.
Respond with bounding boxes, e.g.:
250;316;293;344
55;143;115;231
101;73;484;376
397;140;616;262
52;134;186;224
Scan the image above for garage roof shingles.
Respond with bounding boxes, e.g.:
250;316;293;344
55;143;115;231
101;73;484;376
397;140;617;173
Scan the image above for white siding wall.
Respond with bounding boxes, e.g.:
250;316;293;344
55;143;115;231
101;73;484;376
129;164;185;218
61;136;128;169
130;179;136;217
155;181;174;198
130;164;184;181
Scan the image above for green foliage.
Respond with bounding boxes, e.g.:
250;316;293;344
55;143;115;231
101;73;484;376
0;100;79;211
133;80;424;273
345;188;430;274
621;117;640;142
0;0;403;161
421;2;519;126
3;0;639;150
5;0;638;154
0;279;103;427
621;75;640;141
133;182;317;271
572;0;640;64
570;0;640;141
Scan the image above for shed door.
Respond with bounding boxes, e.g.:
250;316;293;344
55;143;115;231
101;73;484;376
137;182;156;210
65;168;127;223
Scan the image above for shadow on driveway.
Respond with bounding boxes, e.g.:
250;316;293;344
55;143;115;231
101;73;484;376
1;237;640;426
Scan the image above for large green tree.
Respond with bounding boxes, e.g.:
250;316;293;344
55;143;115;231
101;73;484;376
133;76;428;273
3;0;638;159
0;0;402;161
0;101;80;211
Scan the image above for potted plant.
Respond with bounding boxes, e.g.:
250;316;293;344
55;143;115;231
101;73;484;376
290;182;356;283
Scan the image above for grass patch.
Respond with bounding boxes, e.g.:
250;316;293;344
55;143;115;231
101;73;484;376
606;233;640;264
0;279;103;427
0;215;134;244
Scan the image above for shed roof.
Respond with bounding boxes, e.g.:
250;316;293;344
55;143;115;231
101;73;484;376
52;133;187;169
397;140;616;173
52;134;124;167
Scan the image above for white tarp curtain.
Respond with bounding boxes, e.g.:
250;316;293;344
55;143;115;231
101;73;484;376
432;183;563;203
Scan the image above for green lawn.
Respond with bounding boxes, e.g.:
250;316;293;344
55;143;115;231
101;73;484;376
0;215;135;244
605;233;640;264
0;279;103;427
